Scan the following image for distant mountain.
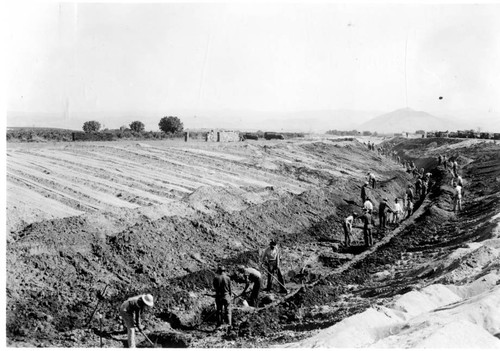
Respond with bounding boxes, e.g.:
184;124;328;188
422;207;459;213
357;108;457;134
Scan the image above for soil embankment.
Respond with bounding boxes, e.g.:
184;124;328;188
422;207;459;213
6;137;500;347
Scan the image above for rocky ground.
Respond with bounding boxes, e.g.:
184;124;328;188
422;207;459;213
6;136;500;348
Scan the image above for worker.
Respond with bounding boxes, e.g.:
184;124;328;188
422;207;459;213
119;294;154;348
452;173;464;187
443;155;447;169
261;240;287;293
361;208;375;247
363;199;374;214
378;198;392;230
213;266;232;328
343;212;357;247
393;198;402;224
361;182;369;203
406;184;414;204
415;177;422;198
421;177;428;198
367;172;376;189
452;159;459;177
238;266;262;307
438;155;442;165
405;199;414;218
452;181;462;212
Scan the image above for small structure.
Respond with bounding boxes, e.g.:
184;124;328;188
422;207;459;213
206;130;240;142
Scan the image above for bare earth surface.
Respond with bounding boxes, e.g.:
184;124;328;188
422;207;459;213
6;136;500;348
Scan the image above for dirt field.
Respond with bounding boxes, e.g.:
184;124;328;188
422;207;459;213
6;136;500;347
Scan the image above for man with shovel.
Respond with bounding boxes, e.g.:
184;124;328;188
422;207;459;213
261;240;288;294
119;294;154;348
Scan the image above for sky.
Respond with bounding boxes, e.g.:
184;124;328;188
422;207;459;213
5;2;500;131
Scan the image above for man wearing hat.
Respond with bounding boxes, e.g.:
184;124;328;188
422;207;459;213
213;266;232;328
261;240;287;293
119;294;154;348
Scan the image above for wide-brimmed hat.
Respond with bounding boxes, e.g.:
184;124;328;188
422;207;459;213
142;294;154;307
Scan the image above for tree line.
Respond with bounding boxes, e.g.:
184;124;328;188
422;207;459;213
82;116;184;134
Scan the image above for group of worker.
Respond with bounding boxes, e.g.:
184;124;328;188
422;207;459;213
119;240;288;346
118;144;466;347
438;155;463;212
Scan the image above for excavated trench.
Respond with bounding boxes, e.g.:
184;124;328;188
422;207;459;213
6;138;500;348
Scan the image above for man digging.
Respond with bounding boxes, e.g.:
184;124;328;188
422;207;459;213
237;265;262;307
119;294;154;348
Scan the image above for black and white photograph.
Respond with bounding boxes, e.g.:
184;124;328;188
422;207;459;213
5;1;500;348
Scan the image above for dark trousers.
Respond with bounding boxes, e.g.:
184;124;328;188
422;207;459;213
215;296;231;326
364;227;373;247
266;262;285;291
249;279;261;307
379;213;387;229
370;179;376;189
343;223;351;247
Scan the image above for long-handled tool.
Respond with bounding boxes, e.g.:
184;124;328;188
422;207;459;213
139;329;155;347
85;284;109;328
260;265;288;292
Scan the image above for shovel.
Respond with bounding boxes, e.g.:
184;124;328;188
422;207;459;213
138;329;155;347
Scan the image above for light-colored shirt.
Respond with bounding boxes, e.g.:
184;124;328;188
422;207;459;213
243;267;261;281
345;215;354;230
394;203;402;214
262;246;280;263
120;295;144;316
363;200;373;211
454;185;462;199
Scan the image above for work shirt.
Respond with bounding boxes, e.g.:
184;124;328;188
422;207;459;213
454;185;462;199
415;179;422;189
213;273;232;299
406;188;414;201
243;268;261;283
367;173;375;181
261;246;280;264
362;213;374;229
452;176;463;187
120;295;145;318
344;215;354;231
379;201;391;214
394;203;402;214
363;200;373;212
